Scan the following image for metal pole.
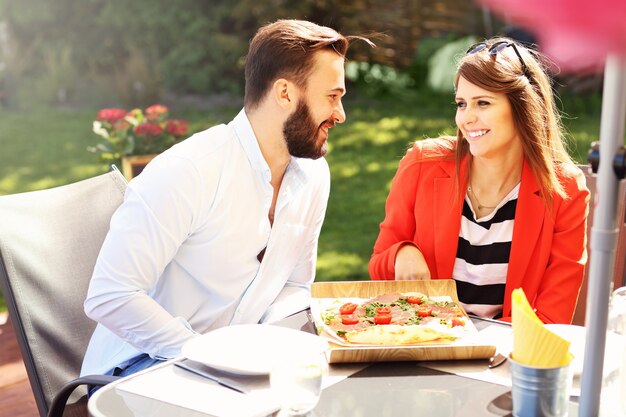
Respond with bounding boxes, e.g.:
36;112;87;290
579;54;626;417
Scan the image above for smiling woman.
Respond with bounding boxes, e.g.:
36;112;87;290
368;37;590;326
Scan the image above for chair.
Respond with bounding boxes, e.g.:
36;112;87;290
0;169;127;417
572;165;626;325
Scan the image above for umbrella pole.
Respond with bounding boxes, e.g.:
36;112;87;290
579;54;626;417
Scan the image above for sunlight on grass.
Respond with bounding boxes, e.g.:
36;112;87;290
316;251;369;281
336;163;360;178
378;117;405;130
30;177;65;191
365;162;382;172
69;163;110;178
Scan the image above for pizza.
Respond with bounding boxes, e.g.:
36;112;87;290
316;291;471;345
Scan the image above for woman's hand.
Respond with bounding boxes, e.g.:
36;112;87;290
394;244;431;280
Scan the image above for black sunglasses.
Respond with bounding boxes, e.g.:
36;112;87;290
466;41;533;82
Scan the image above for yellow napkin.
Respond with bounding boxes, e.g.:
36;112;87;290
511;288;572;367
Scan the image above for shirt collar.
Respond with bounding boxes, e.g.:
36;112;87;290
232;108;310;184
232;109;270;178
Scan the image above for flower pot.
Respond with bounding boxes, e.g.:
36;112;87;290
121;154;159;180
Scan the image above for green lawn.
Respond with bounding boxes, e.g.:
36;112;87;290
0;91;605;311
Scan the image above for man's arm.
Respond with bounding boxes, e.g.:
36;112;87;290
84;157;205;358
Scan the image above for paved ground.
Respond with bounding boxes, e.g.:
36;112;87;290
0;312;38;417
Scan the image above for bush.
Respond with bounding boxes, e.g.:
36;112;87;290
406;34;457;90
346;61;415;98
426;36;477;93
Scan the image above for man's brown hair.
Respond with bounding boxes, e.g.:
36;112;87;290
244;19;369;109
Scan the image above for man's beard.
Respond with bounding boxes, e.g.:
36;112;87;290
282;99;330;159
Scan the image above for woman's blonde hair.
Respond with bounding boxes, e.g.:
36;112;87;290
454;37;573;204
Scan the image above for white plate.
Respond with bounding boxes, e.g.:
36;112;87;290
182;324;328;375
545;324;586;375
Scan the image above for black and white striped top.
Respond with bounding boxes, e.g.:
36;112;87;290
453;184;520;319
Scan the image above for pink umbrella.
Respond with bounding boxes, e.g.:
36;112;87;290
479;0;626;72
477;1;626;416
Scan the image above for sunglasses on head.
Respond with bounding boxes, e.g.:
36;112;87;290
466;41;533;82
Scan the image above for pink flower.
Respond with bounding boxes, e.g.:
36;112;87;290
112;119;131;132
92;104;189;160
134;122;163;137
145;104;169;121
96;108;127;123
165;119;189;137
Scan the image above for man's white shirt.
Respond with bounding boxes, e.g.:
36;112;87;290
81;109;330;376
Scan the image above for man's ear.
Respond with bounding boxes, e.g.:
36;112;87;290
272;78;297;110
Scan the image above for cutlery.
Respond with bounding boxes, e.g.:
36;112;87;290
489;353;508;369
306;310;320;335
467;313;512;327
174;361;250;394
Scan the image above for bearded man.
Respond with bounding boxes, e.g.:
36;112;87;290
81;20;371;388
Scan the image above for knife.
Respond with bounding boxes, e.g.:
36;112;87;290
305;310;320;335
174;361;250;394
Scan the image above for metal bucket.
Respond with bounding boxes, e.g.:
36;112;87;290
509;356;573;417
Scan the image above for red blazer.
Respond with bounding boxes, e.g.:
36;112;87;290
369;140;590;324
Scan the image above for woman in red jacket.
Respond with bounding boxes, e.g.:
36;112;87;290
369;38;590;324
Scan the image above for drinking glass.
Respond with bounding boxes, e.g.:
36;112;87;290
270;352;325;416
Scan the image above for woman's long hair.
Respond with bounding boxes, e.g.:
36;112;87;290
454;37;574;204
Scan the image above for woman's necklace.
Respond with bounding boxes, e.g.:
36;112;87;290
467;184;496;211
468;160;522;212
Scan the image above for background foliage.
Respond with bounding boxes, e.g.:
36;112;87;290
0;0;493;109
0;1;609;311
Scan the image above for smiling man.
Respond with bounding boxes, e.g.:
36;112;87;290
81;20;372;386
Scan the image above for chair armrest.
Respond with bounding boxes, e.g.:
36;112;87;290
47;374;120;417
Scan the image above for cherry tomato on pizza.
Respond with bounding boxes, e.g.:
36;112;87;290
451;317;465;327
339;302;358;315
374;314;392;325
416;305;433;317
341;314;360;325
406;296;423;304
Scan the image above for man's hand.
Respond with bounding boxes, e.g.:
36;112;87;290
394;244;431;280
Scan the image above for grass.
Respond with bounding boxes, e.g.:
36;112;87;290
0;89;607;310
319;93;457;280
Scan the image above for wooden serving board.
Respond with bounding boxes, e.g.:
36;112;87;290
311;280;496;364
311;279;461;301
